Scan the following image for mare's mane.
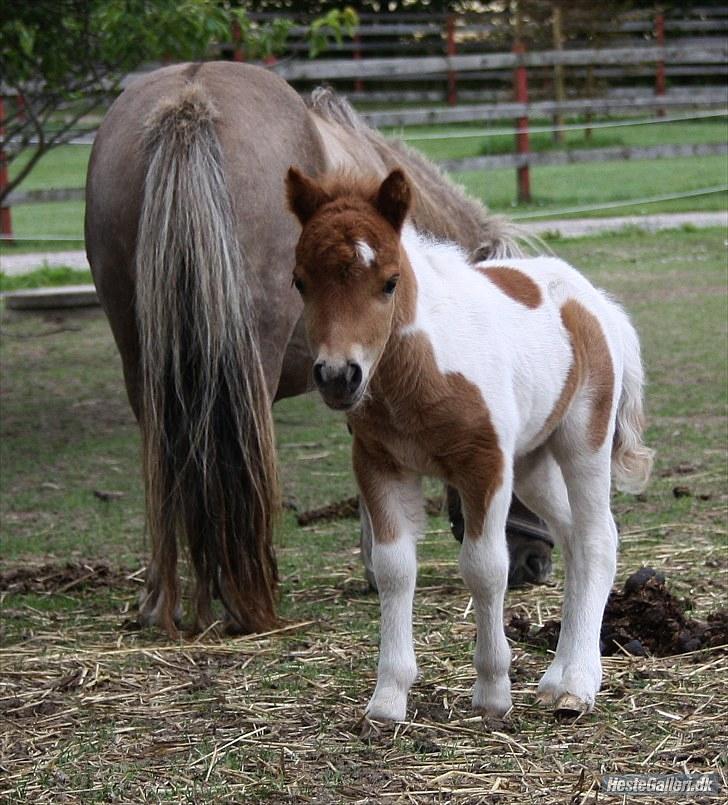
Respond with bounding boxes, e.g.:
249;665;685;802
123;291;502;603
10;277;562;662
307;87;533;260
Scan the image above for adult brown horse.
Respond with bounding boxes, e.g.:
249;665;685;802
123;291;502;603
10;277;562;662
85;61;549;638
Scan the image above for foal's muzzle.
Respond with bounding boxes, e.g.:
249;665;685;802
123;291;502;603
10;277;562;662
313;360;363;410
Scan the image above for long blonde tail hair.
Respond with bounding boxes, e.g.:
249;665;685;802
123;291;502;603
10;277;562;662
135;84;279;635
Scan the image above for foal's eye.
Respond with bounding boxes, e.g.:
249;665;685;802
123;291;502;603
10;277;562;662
383;275;399;296
292;277;305;294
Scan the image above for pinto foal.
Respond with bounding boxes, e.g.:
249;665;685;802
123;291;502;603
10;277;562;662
287;167;653;721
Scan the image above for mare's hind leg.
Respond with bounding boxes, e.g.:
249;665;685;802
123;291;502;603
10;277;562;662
119;350;183;635
533;436;617;714
137;538;183;634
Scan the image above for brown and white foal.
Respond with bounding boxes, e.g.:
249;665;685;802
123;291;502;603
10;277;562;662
286;167;653;721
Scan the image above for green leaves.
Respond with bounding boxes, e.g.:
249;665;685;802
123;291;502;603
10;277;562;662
308;8;359;59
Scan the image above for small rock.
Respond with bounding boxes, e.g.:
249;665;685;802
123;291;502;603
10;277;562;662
623;639;647;656
413;737;440;754
672;485;692;498
678;635;701;653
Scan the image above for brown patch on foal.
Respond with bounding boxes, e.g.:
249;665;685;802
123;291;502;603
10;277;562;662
479;266;542;309
539;299;614;449
352;253;503;543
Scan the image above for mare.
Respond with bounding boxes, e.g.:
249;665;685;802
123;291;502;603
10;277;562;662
86;61;540;637
286;167;654;719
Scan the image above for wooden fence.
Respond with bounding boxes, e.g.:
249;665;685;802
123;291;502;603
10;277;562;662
2;9;727;236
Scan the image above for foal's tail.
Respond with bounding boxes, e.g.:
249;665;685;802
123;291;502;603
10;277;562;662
135;84;279;636
612;312;655;494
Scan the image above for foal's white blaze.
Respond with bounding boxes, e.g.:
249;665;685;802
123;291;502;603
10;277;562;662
355;239;376;267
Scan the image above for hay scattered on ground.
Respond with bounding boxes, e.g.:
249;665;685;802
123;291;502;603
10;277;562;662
2;534;727;803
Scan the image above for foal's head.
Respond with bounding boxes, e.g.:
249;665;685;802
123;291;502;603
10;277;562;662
286;168;411;411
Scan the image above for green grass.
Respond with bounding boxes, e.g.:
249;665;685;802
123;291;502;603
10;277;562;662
1;227;726;801
0;265;93;291
456;154;728;219
2;227;726;563
2;116;726;254
394;117;728;160
10;144;91;191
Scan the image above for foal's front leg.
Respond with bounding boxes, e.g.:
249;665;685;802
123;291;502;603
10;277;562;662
353;440;424;722
458;473;513;718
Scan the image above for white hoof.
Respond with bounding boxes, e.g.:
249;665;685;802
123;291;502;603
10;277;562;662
366;686;409;722
472;676;512;718
537;661;599;714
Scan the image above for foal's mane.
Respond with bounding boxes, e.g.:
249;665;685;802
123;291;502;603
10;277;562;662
308;87;539;260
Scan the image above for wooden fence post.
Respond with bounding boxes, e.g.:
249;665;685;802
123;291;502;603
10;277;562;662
446;14;457;106
655;11;666;116
513;40;531;204
0;96;13;244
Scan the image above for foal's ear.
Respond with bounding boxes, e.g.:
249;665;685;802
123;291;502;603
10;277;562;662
286;167;330;225
376;169;411;233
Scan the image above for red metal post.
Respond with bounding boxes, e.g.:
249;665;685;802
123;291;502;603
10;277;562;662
353;34;364;93
446;15;457;106
513;41;531;204
232;19;245;62
655;12;666;116
0;96;13;243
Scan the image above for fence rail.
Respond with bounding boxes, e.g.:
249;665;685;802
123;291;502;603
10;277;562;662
272;44;728;82
440;142;728;172
363;93;727;128
3;22;727;238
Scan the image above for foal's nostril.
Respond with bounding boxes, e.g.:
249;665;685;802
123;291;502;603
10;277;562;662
313;361;325;388
346;362;363;390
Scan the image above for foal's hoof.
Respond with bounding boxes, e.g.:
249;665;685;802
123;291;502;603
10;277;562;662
359;714;397;739
554;693;591;718
365;695;407;724
472;678;512;719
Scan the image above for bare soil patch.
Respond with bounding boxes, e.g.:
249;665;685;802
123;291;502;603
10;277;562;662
0;561;134;595
507;567;728;658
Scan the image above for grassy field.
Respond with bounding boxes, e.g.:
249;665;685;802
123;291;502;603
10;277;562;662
2;115;726;253
1;227;726;802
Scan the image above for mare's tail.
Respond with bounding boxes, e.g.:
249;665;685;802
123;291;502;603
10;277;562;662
135;84;279;636
612;312;655;494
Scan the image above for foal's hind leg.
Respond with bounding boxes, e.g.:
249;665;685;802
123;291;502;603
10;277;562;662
115;348;182;636
358;501;378;591
536;436;617;714
458;471;513;718
514;447;572;546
